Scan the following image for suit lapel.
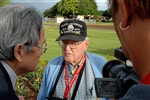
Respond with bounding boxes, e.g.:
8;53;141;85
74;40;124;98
0;62;13;89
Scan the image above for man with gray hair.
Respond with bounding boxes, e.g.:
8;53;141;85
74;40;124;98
0;3;47;100
38;19;107;100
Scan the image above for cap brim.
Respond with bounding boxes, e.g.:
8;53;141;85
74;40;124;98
56;34;86;41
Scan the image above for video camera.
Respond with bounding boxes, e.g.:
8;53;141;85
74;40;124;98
95;47;140;98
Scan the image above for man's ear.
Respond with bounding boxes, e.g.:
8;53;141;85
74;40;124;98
119;0;130;27
84;39;90;50
13;44;24;62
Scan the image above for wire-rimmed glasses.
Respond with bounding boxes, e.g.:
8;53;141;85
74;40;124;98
36;41;48;53
57;41;83;49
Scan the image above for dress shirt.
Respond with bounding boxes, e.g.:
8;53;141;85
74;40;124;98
0;60;17;89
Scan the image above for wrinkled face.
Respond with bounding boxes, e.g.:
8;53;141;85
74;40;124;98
16;27;46;75
26;27;46;71
61;39;89;65
5;27;46;76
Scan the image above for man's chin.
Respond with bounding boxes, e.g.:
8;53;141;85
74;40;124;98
64;57;72;62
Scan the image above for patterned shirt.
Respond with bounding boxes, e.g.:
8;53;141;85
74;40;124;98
54;57;97;100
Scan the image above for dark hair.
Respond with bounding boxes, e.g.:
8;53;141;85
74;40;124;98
108;0;150;19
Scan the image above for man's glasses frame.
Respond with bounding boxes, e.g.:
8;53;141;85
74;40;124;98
36;41;48;53
57;40;84;49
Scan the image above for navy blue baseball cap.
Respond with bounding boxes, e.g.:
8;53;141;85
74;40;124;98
56;19;87;41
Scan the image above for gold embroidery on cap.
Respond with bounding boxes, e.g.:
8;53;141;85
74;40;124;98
76;31;80;35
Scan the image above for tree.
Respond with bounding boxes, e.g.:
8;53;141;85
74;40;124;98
98;10;104;16
78;0;98;17
43;0;98;18
43;4;58;17
0;0;10;7
102;9;112;17
57;0;67;16
57;0;79;17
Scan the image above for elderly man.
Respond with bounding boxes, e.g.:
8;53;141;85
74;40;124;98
38;19;107;100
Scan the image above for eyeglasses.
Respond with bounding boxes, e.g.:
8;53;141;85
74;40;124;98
36;41;48;53
57;41;83;49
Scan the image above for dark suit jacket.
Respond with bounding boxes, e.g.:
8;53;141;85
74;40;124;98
0;62;19;100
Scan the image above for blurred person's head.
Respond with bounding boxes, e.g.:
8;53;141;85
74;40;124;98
108;0;150;79
0;3;47;75
56;19;89;66
109;0;150;20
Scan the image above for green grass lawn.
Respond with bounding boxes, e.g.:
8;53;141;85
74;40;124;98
40;24;120;61
89;21;114;26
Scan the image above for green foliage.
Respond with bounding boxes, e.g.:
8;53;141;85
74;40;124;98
44;4;58;17
16;59;48;99
78;0;98;17
98;10;104;16
102;8;112;17
57;0;79;16
0;0;10;7
43;0;98;18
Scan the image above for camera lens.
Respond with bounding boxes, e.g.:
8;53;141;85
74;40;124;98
102;60;139;93
102;60;126;78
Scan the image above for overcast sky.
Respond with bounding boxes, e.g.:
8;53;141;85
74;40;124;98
11;0;108;12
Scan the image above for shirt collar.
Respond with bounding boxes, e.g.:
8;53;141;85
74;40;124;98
67;58;83;75
0;60;17;89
